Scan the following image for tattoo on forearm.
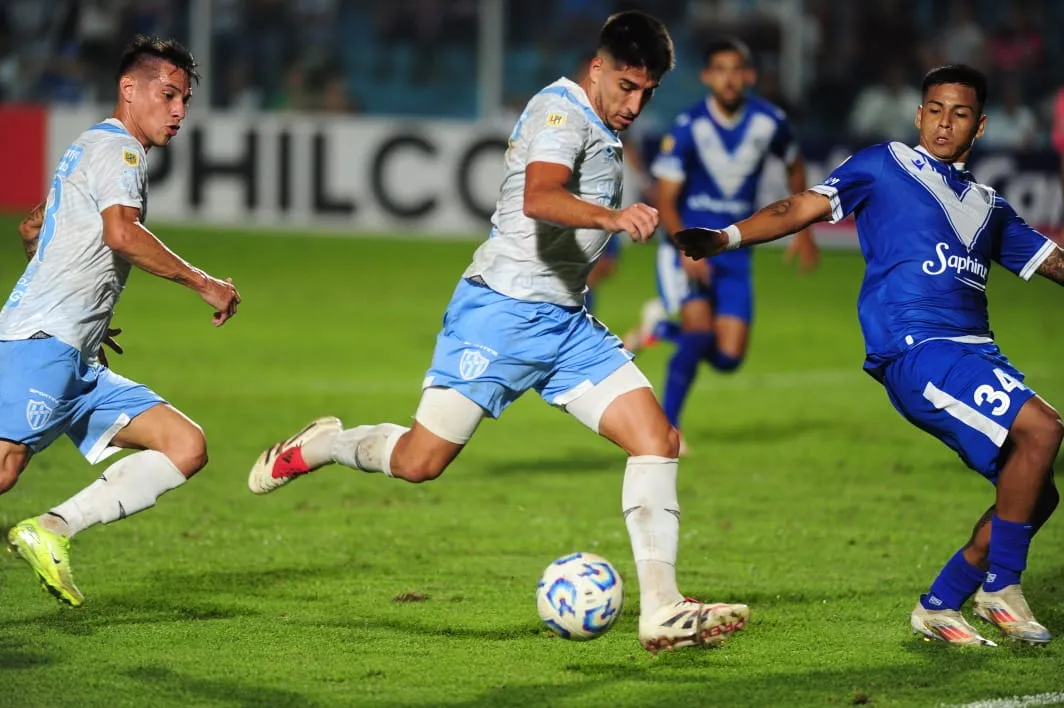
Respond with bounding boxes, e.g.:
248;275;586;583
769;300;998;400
1036;248;1064;285
758;197;793;218
167;273;195;287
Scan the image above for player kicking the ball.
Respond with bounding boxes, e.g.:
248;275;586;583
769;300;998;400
2;36;240;607
250;11;748;653
674;65;1062;646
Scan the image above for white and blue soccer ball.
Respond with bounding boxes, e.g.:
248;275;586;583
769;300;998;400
536;552;624;641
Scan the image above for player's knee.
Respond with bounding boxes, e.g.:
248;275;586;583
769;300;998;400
165;421;208;477
0;464;18;494
1016;405;1064;456
396;455;447;483
709;352;744;374
0;444;29;494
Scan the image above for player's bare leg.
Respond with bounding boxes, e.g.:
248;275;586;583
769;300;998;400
971;397;1061;643
8;404;199;606
709;315;749;373
567;363;748;653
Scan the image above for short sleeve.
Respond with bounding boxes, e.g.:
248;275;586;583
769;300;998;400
809;145;885;223
649;116;694;183
92;138;147;213
992;197;1057;281
769;114;799;166
525;94;588;170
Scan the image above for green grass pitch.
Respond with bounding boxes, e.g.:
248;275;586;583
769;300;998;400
0;216;1062;707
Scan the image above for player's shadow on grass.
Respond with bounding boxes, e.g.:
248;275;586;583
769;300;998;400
0;594;253;637
484;452;618;475
124;666;315;708
1023;563;1064;632
0;639;54;669
440;650;997;708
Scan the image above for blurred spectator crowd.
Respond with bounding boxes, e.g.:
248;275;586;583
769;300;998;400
1;0;1063;149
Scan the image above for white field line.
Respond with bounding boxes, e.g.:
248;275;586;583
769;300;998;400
941;692;1064;708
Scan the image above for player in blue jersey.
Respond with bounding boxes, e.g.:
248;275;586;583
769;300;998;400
250;12;750;653
1;37;241;607
636;37;818;451
676;65;1063;646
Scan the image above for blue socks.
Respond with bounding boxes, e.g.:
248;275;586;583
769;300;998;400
921;549;986;611
984;515;1033;592
662;332;714;427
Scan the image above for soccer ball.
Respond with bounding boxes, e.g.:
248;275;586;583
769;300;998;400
536;552;624;640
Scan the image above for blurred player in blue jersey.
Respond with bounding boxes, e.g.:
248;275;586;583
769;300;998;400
251;12;750;653
636;38;818;451
1;36;241;607
676;65;1063;646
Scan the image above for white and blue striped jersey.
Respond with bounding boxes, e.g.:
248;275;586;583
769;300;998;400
0;118;148;362
465;78;624;307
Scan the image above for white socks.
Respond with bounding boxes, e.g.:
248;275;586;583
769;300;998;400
40;450;187;538
622;455;683;616
331;424;409;476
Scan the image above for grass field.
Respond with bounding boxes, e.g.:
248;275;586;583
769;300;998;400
1;216;1063;707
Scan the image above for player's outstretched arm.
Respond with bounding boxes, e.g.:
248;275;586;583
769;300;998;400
1035;246;1064;285
675;190;832;260
524;162;658;242
17;202;45;261
101;205;241;326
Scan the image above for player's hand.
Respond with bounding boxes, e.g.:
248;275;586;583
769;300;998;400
607;203;659;243
674;227;729;261
98;327;123;368
783;233;819;273
680;253;710;285
199;275;241;326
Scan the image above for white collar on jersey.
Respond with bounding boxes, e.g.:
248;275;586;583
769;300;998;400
914;144;966;171
705;96;746;128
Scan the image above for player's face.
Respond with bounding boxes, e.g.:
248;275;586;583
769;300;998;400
701;51;750;110
125;61;192;149
915;83;985;163
588;56;659;131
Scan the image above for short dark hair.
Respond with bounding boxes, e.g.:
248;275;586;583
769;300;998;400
116;35;200;84
597;11;675;80
703;36;753;67
921;64;987;113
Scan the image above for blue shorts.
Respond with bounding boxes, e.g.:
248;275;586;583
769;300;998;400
880;339;1036;481
656;242;753;323
424;279;633;418
0;337;165;463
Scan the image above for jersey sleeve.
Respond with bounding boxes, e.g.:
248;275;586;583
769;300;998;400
809;144;885;223
92;137;147;213
649;116;694;184
769;114;800;166
992;197;1057;281
524;93;589;170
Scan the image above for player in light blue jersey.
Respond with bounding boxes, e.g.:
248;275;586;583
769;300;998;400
633;38;818;452
2;37;241;607
676;65;1063;646
250;12;749;653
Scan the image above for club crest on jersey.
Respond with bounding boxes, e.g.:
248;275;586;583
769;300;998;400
26;400;54;431
122;148;140;166
545;112;567;128
458;349;491;381
659;134;675;154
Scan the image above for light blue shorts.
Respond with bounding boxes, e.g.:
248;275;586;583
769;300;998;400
0;337;165;463
424;279;633;418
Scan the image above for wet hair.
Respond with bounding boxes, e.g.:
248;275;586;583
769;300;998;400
703;36;753;67
597;11;675;80
116;35;199;84
922;64;987;113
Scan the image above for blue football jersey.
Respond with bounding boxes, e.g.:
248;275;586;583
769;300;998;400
811;142;1056;376
651;95;798;269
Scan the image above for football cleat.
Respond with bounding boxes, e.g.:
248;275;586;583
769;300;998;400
973;585;1052;644
622;299;669;354
7;518;84;607
910;602;996;646
248;416;342;494
638;598;749;653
